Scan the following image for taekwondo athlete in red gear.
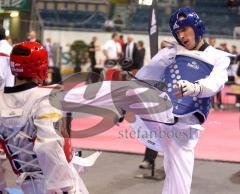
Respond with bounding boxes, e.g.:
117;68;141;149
131;7;232;194
0;42;89;194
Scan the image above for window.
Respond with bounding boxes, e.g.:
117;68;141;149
77;3;86;11
36;2;45;9
67;3;76;11
87;4;96;12
98;5;107;13
57;2;66;10
46;2;55;10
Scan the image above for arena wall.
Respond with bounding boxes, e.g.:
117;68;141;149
44;30;240;66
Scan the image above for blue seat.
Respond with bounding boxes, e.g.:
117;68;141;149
39;9;106;29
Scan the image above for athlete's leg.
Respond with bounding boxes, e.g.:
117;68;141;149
162;116;200;194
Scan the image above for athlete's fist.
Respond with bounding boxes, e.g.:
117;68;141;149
174;80;201;97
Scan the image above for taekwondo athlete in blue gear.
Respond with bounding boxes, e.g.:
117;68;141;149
131;7;232;194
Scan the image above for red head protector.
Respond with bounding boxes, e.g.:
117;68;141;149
10;42;48;82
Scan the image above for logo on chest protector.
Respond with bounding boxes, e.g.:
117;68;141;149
187;61;199;70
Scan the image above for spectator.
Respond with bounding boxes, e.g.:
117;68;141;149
88;36;98;71
114;15;124;25
219;43;230;53
208;37;216;47
103;32;122;61
88;36;101;82
114;15;124;32
118;35;125;53
231;45;238;55
27;30;41;43
12;37;20;45
6;36;12;46
45;38;54;67
0;27;14;90
0;26;14;193
229;45;238;65
123;35;138;73
103;19;115;32
44;38;62;84
135;40;145;70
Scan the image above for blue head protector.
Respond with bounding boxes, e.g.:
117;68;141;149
169;7;205;48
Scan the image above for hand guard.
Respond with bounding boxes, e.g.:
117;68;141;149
114;109;126;125
176;80;202;97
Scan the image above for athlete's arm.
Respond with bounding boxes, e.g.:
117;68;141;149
33;97;75;192
197;55;230;98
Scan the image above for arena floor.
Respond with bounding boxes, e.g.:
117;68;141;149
3;150;240;194
71;110;240;162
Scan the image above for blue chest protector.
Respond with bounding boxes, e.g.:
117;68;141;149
162;55;213;123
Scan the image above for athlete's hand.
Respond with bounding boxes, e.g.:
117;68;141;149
174;80;201;97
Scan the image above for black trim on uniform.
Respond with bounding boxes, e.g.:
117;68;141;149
4;82;38;93
199;41;209;51
193;112;204;124
141;117;178;125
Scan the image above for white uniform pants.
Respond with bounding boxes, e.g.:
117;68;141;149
19;164;88;194
132;115;201;194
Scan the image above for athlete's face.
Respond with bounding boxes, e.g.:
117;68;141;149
176;26;196;50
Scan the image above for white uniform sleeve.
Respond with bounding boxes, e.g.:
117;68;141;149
136;46;176;81
0;57;14;89
103;40;110;51
33;98;75;191
198;55;230;98
4;58;14;87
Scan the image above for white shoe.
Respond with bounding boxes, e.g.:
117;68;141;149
235;103;240;108
139;160;152;169
218;104;225;110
